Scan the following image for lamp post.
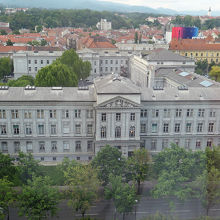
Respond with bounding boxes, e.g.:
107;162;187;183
134;199;138;220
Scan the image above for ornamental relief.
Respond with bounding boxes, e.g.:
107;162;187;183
99;98;138;108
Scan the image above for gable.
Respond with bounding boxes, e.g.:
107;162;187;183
97;96;140;109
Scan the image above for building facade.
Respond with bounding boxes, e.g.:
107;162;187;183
0;74;220;164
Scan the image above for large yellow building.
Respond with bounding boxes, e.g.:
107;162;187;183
169;38;220;64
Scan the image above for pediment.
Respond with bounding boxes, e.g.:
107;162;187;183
97;96;140;109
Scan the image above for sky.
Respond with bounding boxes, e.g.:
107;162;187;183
99;0;220;11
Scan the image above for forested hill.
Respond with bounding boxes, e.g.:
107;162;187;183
0;8;162;30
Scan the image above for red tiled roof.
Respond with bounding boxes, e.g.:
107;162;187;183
169;38;220;51
0;46;27;52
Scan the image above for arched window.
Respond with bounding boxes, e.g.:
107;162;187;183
129;126;135;137
115;126;121;138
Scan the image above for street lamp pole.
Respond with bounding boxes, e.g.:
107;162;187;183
134;199;138;220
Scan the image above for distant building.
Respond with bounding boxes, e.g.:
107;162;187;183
96;19;112;31
208;7;211;17
169;37;220;64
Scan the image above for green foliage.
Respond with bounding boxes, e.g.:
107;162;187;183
35;60;77;87
12;30;20;35
6;39;14;46
140;212;178;220
0;56;13;80
126;148;151;193
7;75;35;87
0;153;17;183
205;146;220;171
209;65;220;82
0;177;16;220
105;175;137;217
92;145;126;185
28;40;40;46
18;176;59;220
0;29;7;35
36;25;43;33
58;49;91;80
152;144;206;200
135;31;139;44
195;60;208;75
64;164;100;217
172;15;201;28
17;152;41;184
40;39;48;46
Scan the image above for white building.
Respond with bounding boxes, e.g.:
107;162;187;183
96;19;112;31
0;73;220;164
13;50;63;79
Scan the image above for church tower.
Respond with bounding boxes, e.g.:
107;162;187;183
208;7;211;16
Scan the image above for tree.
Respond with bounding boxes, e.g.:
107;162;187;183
105;175;137;220
36;25;43;33
209;65;220;82
18;176;59;220
6;39;14;46
195;60;208;75
134;31;138;44
35;61;77;87
0;29;7;35
0;57;13;80
64;164;100;217
7;75;35;87
12;30;20;35
40;39;47;46
17;152;41;184
92;145;126;185
58;49;91;80
193;167;220;215
0;153;17;183
0;178;16;220
126;148;151;194
152;144;206;200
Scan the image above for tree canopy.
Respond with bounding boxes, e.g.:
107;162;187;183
0;57;13;80
209;65;220;82
92;145;126;185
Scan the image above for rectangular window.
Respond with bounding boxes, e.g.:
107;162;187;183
63;141;70;152
37;110;44;119
14;142;20;153
75;109;81;118
198;109;205;117
87;141;93;152
1;142;8;153
208;123;214;132
75;141;81;152
151;140;157;151
115;126;121;138
41;60;43;64
87;124;93;135
0;110;6;119
197;123;203;132
105;67;108;72
196;140;201;149
163;109;170;118
29;67;31;72
207;139;212;147
26;141;33;153
141;109;147;118
39;142;45;152
25;124;32;135
11;110;19;119
86;110;93;119
38;124;44;135
101;126;106;138
185;139;191;149
116;113;121;121
0;125;6;135
174;123;180;133
175;109;182;117
186;109;193;117
152;109;159;117
13;125;19;135
63;110;69;118
51;141;57;152
129;126;135;137
75;124;81;134
186;123;192;133
101;113;106;122
24;110;32;119
105;60;108;64
162;139;168;150
28;60;31;64
63;122;70;134
163;123;169;133
35;60;37;64
35;67;38;72
141;123;146;133
49;110;56;119
130;113;135;121
47;60;49;64
152;123;157;133
209;110;216;117
51;125;57;135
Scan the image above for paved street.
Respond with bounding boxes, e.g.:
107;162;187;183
9;182;220;220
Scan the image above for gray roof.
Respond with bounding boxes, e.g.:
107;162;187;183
141;87;220;101
155;68;220;88
0;87;95;102
94;74;141;94
143;48;193;62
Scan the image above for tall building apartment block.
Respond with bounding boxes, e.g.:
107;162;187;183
96;19;112;31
